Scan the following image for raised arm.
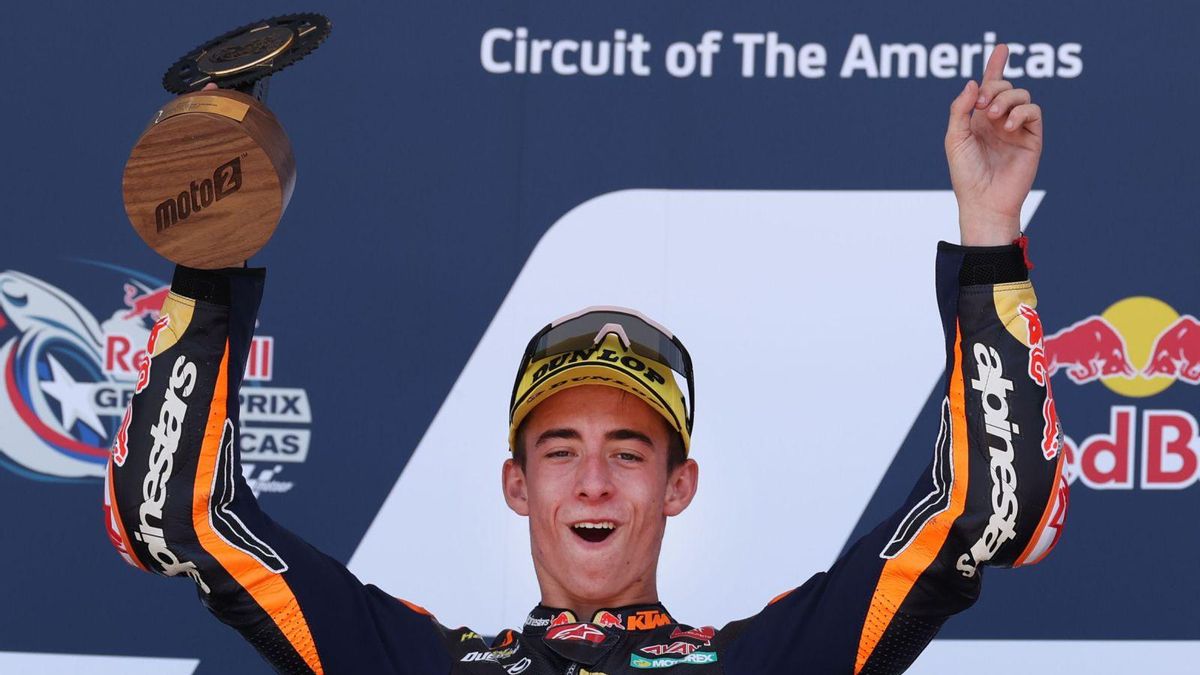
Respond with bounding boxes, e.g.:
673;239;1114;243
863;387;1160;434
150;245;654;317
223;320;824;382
721;45;1068;674
102;266;452;674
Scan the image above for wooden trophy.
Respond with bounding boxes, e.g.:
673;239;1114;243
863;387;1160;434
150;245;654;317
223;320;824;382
122;14;331;269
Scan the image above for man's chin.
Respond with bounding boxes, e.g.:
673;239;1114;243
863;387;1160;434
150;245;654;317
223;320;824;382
557;572;633;606
559;545;631;593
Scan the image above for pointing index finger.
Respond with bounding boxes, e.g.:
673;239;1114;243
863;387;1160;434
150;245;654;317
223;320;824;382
982;43;1009;83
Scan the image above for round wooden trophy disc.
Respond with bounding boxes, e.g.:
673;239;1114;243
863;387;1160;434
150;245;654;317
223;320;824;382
122;89;295;269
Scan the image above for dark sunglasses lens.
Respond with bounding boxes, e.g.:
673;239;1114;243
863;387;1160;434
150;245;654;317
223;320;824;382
532;312;687;374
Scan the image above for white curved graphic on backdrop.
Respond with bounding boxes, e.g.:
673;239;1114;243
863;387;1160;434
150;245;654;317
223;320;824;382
350;189;1043;632
0;270;110;479
0;652;197;674
350;188;1200;668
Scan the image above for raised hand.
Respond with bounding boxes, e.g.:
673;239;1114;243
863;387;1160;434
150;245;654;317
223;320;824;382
945;44;1043;246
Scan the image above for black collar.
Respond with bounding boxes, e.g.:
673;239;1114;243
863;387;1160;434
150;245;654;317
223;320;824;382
522;602;675;635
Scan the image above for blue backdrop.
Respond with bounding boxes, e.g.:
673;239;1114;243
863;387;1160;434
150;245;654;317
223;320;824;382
1;2;1196;672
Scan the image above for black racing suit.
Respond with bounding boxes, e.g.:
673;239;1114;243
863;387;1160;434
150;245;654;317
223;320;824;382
104;241;1068;674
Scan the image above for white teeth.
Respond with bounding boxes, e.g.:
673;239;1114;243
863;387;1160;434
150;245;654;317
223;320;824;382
573;522;616;530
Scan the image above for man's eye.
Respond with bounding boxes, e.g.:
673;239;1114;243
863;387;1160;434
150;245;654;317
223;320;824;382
616;452;644;462
546;449;573;459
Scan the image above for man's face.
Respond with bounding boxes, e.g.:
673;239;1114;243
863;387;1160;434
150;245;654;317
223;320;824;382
502;385;698;606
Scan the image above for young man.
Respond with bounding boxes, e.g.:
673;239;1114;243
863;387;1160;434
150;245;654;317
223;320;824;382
104;45;1067;674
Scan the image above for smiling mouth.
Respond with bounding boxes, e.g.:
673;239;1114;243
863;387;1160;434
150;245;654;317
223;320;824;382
571;521;617;543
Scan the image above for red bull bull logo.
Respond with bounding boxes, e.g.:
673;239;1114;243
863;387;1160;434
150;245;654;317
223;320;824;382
1048;296;1199;490
1045;316;1135;384
595;611;623;629
1144;315;1200;384
121;283;172;321
1047;296;1192;397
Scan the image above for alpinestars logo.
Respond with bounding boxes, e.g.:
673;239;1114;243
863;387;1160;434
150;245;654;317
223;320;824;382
133;355;210;593
957;343;1019;578
154;156;242;232
546;623;606;643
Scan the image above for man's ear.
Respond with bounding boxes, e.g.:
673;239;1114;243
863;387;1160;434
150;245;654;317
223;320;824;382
502;458;530;516
663;458;699;517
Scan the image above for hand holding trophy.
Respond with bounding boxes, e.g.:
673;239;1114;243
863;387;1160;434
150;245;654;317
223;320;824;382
122;14;331;268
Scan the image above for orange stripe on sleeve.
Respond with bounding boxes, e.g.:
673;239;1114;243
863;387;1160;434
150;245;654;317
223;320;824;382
768;588;795;606
854;326;971;674
398;598;432;616
191;343;324;674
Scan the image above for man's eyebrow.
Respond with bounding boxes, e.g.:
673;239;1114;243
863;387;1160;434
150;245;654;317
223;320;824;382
535;428;582;446
606;429;653;446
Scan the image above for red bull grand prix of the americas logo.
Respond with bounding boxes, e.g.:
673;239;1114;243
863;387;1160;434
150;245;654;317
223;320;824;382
0;266;312;492
1046;296;1200;490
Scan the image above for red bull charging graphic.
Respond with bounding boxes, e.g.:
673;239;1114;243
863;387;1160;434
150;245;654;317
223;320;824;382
1048;296;1199;490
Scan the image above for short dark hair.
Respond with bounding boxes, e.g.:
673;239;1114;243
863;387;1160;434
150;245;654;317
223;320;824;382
512;416;687;474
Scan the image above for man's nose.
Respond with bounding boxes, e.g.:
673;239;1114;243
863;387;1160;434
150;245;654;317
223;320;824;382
575;453;614;500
